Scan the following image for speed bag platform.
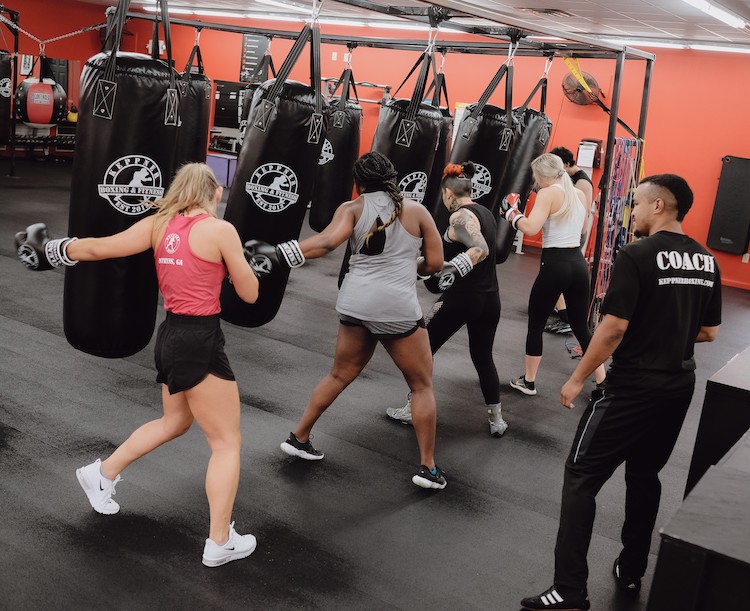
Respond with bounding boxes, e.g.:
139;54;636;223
64;51;180;358
371;99;443;206
495;108;553;263
309;97;362;232
221;79;328;328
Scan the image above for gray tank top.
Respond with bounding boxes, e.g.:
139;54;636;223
336;191;423;322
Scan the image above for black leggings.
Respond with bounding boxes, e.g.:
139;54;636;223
426;290;501;405
526;248;592;357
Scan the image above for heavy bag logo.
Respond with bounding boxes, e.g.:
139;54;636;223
0;78;11;98
471;164;492;200
98;155;165;216
399;171;428;204
245;163;299;213
164;233;180;255
318;139;334;166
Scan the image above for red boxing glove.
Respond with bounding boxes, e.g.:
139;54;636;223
499;193;526;230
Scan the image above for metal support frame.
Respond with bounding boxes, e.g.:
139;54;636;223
1;5;19;178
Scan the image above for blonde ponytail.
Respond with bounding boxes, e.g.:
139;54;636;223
151;163;221;228
531;153;581;220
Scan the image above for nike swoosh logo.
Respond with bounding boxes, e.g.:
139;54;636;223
99;482;105;491
227;546;235;551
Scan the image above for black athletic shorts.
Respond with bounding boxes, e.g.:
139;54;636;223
155;312;235;395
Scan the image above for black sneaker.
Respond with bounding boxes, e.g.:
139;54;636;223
521;585;590;610
280;432;324;461
510;375;537;396
612;557;641;593
412;465;447;490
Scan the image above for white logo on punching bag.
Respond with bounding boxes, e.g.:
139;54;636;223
0;78;11;98
318;139;334;166
246;162;299;213
98;155;165;216
399;171;428;204
471;164;492;200
164;233;180;255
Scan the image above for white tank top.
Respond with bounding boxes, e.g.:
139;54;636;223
542;183;587;249
336;191;423;322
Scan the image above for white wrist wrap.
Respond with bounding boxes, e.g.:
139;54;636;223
450;251;474;277
416;256;430;280
277;240;305;268
45;237;78;267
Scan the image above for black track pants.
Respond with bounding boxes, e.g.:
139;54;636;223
553;372;695;593
426;290;501;405
526;247;591;357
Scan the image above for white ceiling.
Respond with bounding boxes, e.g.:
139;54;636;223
82;0;750;48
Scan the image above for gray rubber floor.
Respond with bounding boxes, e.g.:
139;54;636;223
1;158;748;611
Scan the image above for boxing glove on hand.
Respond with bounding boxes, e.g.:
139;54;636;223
499;193;526;230
15;223;78;271
243;239;305;278
423;252;474;293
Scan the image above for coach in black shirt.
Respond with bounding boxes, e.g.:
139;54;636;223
521;174;722;611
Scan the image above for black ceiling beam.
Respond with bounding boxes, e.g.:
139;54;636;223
125;11;648;60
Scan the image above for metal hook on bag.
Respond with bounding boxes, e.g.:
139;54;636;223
543;54;553;77
194;28;201;46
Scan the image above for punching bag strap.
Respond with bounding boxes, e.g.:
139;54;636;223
308;20;323;144
184;31;206;77
156;0;178;127
95;0;131;120
518;55;553;114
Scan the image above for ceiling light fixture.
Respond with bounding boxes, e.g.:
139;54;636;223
602;38;687;49
317;18;368;27
679;0;748;29
256;0;310;14
689;43;750;53
192;9;246;17
245;13;305;22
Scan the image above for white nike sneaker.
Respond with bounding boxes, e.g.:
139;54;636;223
386;393;412;424
76;458;121;515
202;522;257;567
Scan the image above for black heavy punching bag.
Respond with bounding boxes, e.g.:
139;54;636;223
221;23;328;327
309;67;362;231
175;42;212;166
438;60;519;233
495;66;553;263
371;50;442;206
64;0;180;358
422;65;453;219
238;52;276;147
0;50;10;144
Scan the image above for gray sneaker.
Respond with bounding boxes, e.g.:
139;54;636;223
386;393;412;424
487;406;508;437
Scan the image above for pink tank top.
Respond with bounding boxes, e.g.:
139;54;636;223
154;214;226;316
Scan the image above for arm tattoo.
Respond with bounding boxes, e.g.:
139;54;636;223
450;209;490;263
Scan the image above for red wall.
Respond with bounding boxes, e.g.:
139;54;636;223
12;0;750;289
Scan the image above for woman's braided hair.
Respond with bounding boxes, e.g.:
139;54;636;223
352;151;404;245
441;161;476;198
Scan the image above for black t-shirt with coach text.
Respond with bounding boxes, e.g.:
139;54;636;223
601;231;721;380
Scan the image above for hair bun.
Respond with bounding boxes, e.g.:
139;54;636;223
462;161;476;179
442;163;465;179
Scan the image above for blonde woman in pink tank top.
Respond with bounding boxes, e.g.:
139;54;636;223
29;163;261;566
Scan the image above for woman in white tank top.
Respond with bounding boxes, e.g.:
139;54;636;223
501;153;607;396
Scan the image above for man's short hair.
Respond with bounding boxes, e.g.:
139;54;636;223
549;146;575;166
639;174;694;221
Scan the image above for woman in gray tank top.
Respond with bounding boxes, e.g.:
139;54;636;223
279;152;449;490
